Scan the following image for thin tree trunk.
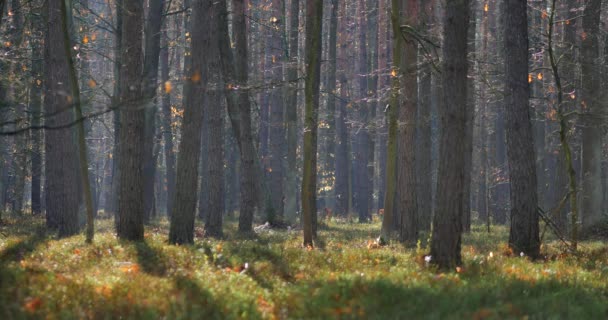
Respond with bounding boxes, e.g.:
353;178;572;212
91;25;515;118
142;0;165;223
397;0;418;244
302;0;323;247
160;28;176;216
284;0;300;224
29;2;43;216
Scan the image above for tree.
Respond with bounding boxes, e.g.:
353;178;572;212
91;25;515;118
503;0;539;257
416;0;435;232
580;0;603;232
142;0;165;222
397;0;418;245
302;0;323;247
284;0;300;224
230;0;257;234
44;0;81;236
379;0;404;243
205;1;224;238
429;0;470;270
267;0;285;223
117;0;145;241
29;2;43;216
169;0;212;244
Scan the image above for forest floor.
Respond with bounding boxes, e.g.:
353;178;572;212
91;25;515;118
0;215;607;319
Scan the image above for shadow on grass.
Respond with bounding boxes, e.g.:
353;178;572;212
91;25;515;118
133;240;169;276
285;277;608;319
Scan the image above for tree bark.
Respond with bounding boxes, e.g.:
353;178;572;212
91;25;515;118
117;0;146;241
44;0;81;236
430;0;470;270
302;0;323;247
169;0;213;244
284;0;300;224
580;0;603;232
397;0;418;244
504;0;539;257
231;0;257;233
142;0;165;222
267;0;285;223
205;1;224;238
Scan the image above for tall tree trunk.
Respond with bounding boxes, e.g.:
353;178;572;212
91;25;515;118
267;0;285;223
397;0;418;244
462;1;477;232
44;0;81;236
169;0;212;244
29;1;43;216
117;0;146;241
231;0;257;233
379;0;404;242
430;0;470;270
284;0;300;224
416;0;434;232
141;0;165;223
504;0;539;257
334;0;349;217
580;0;603;232
110;0;123;226
205;1;224;238
302;0;323;247
160;28;176;216
354;0;370;222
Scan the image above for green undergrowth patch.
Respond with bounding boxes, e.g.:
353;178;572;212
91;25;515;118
0;216;607;319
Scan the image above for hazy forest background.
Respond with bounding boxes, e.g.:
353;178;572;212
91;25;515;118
0;0;608;318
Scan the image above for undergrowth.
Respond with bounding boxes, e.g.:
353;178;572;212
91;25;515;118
0;216;607;319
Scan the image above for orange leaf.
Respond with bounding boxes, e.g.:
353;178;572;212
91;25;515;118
23;297;42;313
191;71;201;83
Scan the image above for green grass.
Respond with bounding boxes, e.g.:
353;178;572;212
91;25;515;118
1;216;607;319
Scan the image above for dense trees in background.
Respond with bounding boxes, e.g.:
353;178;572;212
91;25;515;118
0;0;606;266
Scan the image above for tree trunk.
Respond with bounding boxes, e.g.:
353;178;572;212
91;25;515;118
504;0;539;257
462;1;477;232
205;1;224;238
430;0;470;270
580;0;603;232
302;0;323;247
379;0;404;242
44;0;81;236
416;0;434;232
29;2;43;216
334;0;350;217
397;0;418;244
160;28;176;216
117;0;146;241
169;0;213;244
284;0;300;224
230;0;257;233
142;0;165;223
267;0;285;223
352;0;370;223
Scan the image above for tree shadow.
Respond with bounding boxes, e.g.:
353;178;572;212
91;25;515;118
133;240;168;276
286;277;608;319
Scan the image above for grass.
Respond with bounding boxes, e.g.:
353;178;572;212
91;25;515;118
0;215;607;319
